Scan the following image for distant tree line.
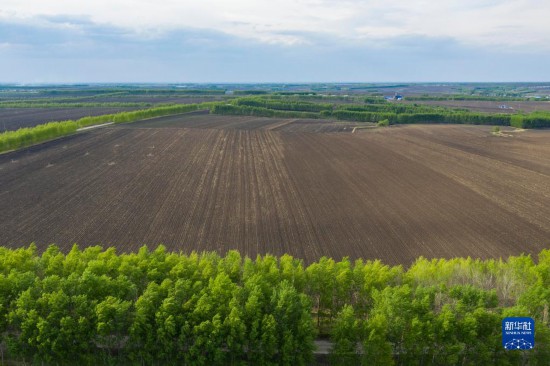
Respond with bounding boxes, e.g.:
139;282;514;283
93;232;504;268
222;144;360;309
511;112;550;128
329;110;513;126
0;245;549;365
213;96;550;128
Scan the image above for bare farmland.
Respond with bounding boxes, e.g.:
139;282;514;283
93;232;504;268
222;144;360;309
129;113;366;132
0;114;548;264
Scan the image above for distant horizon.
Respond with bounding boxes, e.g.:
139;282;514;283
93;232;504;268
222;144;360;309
2;1;550;83
2;81;550;86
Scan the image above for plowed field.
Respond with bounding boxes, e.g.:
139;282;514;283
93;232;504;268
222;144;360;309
0;114;548;264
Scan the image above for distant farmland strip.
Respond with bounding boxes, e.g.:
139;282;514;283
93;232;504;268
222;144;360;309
0;102;219;153
0;107;142;131
0;102;154;108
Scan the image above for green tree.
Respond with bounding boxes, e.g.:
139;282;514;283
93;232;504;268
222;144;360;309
330;305;360;365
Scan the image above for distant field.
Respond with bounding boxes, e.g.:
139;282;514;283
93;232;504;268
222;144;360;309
130;112;364;132
0;114;548;264
85;95;226;104
0;107;142;131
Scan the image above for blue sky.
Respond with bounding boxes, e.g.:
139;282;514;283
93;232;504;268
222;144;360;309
1;0;549;83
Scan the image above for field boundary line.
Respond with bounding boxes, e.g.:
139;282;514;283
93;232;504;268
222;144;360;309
265;118;298;130
77;122;114;131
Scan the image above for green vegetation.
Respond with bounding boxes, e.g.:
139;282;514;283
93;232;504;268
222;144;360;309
0;245;549;364
511;112;550;128
0;121;78;152
211;96;550;129
492;126;501;133
0;103;218;153
2;93;550;155
377;119;390;127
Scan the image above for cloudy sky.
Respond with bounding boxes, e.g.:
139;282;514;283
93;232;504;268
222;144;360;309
1;0;549;83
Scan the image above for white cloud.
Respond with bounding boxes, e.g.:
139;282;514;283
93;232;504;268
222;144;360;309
1;0;549;49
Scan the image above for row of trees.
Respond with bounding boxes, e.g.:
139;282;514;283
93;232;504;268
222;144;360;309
329;109;512;126
0;245;549;364
0;121;78;152
216;96;548;128
511;112;550;128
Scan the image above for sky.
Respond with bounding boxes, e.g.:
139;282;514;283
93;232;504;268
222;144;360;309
1;0;549;83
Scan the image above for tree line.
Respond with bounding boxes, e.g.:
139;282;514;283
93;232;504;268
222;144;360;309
511;112;550;128
330;110;513;126
0;245;548;365
214;96;550;128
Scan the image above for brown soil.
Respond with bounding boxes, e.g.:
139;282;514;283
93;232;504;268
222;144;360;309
0;115;548;265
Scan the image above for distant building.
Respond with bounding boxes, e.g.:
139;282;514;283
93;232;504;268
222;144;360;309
384;93;404;101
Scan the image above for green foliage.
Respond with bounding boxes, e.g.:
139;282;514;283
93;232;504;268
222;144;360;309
0;245;548;364
330;305;361;365
0;121;78;152
378;119;390;127
210;95;550;130
510;112;550;128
